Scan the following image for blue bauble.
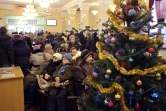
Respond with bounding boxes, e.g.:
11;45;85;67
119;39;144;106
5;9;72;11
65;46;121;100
105;38;112;45
151;93;159;102
96;94;102;102
128;90;134;96
128;9;136;16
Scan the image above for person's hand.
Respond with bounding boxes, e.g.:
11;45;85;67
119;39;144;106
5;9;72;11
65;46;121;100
11;64;15;67
45;74;50;80
27;69;35;75
55;77;60;83
50;82;60;87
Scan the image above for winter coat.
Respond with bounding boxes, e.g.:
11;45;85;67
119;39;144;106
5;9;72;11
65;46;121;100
29;50;53;71
0;34;14;66
52;37;65;51
13;40;31;76
41;60;62;77
68;42;81;51
24;36;33;52
52;63;75;95
85;33;99;52
73;57;93;96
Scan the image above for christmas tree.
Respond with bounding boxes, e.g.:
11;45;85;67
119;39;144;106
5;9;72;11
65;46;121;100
77;0;166;111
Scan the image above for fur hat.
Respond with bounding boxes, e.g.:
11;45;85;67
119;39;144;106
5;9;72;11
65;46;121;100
62;53;72;62
45;44;52;50
81;49;93;60
53;53;62;60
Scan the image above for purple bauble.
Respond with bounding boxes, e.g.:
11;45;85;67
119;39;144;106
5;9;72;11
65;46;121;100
105;38;112;45
93;72;98;78
108;101;114;107
128;9;136;16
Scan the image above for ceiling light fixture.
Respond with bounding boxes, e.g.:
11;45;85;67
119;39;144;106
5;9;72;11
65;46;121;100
22;5;38;18
91;10;98;15
33;0;58;8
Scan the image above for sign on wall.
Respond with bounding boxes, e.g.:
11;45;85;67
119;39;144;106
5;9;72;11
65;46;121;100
8;19;37;25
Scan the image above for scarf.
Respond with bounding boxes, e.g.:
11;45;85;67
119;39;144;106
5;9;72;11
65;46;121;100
58;64;70;76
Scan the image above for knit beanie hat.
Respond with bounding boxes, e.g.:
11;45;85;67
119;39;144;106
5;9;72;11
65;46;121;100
45;44;52;50
53;53;62;60
81;49;93;60
62;53;72;62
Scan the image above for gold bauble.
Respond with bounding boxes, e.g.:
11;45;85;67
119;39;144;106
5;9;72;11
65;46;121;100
164;71;166;76
156;73;161;77
106;69;112;74
156;77;161;80
115;93;121;101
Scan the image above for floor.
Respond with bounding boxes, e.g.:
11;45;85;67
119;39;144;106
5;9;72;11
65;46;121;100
25;106;38;111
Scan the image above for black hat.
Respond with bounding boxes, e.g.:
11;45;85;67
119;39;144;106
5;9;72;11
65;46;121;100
81;49;93;60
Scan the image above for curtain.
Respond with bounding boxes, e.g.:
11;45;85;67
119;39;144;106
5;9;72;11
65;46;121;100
155;0;166;19
149;0;154;8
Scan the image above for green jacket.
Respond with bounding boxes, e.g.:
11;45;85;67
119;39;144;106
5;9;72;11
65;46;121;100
52;63;75;95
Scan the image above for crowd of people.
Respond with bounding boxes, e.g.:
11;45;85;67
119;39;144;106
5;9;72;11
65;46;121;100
0;27;99;111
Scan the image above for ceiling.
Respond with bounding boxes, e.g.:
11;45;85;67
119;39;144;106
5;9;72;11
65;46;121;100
0;0;74;9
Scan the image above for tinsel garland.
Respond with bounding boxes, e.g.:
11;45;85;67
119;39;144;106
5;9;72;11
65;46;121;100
86;75;130;111
106;0;163;44
96;42;166;75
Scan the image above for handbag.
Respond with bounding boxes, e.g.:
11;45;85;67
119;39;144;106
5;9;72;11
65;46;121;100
36;74;50;89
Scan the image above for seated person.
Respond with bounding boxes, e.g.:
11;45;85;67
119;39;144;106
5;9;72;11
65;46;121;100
74;49;93;96
70;47;81;61
24;53;62;110
47;53;75;111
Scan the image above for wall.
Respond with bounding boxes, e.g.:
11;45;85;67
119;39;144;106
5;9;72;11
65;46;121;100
0;9;62;33
89;11;98;29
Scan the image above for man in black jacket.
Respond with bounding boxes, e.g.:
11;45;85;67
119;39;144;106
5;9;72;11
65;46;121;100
0;27;14;67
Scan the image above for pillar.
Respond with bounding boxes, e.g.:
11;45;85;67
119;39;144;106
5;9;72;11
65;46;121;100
67;8;77;30
61;12;67;32
79;3;91;29
98;0;110;33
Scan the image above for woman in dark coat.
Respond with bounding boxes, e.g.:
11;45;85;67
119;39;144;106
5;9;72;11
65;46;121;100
85;32;99;52
0;27;14;67
13;35;31;76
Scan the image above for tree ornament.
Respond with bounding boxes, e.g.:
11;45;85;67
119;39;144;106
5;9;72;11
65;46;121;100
143;52;152;58
105;38;112;45
127;9;137;16
128;57;133;62
77;104;81;110
134;103;140;111
93;72;99;78
117;11;121;15
128;90;134;96
164;71;166;76
105;74;110;79
156;72;161;80
96;94;102;102
108;101;114;107
115;48;124;56
106;69;112;74
136;80;142;86
114;93;121;101
150;93;159;102
104;34;108;38
104;99;108;105
111;37;116;43
148;48;155;53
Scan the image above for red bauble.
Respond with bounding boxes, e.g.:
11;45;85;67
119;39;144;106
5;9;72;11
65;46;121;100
136;80;142;86
135;103;140;110
117;11;121;15
148;48;155;53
